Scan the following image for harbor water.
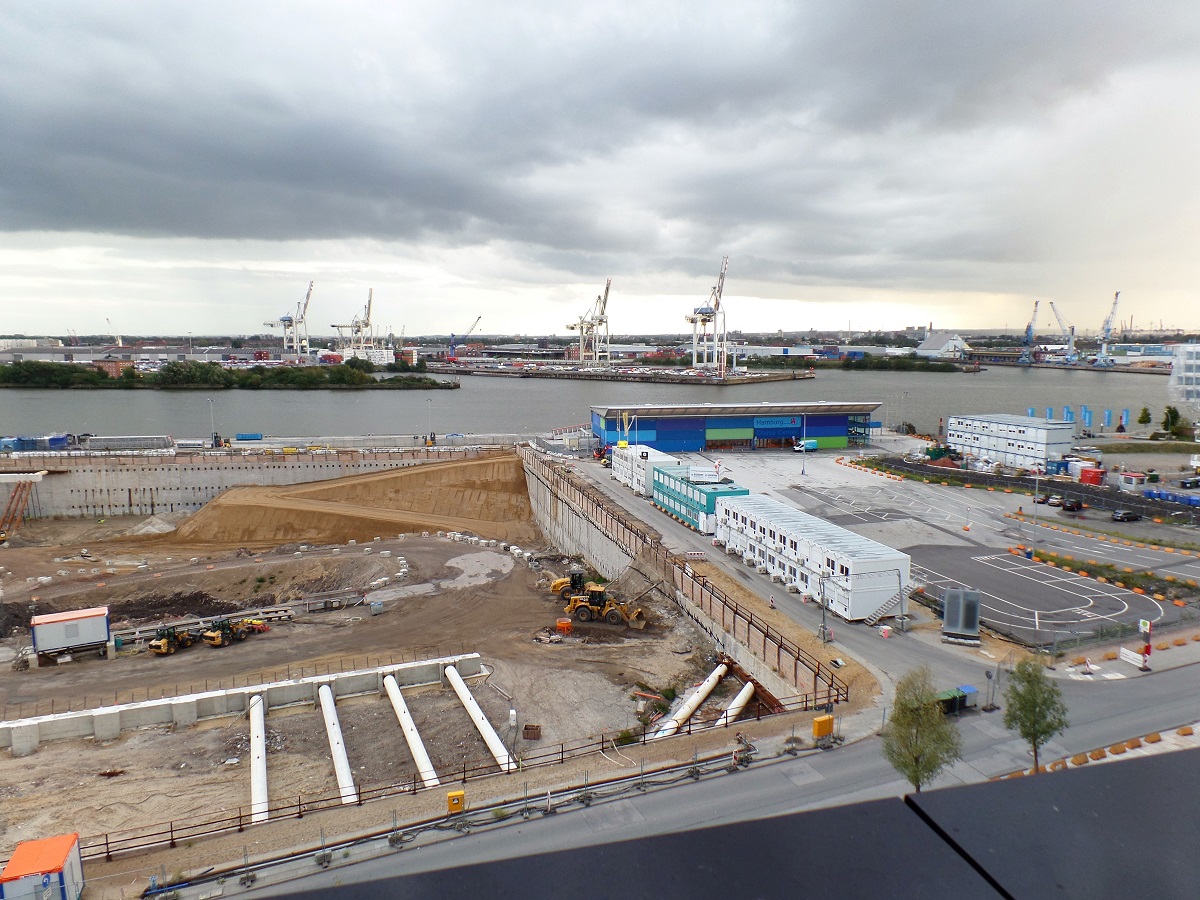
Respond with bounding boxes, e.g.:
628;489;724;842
0;368;1173;441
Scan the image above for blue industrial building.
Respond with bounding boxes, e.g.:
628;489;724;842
590;402;880;453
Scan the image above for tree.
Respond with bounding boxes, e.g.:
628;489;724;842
1003;658;1068;772
1162;405;1182;432
1137;406;1152;426
881;665;963;792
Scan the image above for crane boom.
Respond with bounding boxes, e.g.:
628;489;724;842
1093;291;1121;368
1048;301;1077;364
1018;300;1039;364
448;316;482;359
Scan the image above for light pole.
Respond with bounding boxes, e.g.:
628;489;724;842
801;414;807;476
207;398;216;448
426;398;432;443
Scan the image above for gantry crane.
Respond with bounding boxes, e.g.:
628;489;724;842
1018;300;1040;364
448;316;482;360
1092;291;1120;368
685;257;730;375
1047;301;1077;364
264;281;313;355
565;279;612;364
331;289;375;353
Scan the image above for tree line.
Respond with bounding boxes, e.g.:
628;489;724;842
0;359;457;391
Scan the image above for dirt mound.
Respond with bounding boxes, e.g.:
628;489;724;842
110;591;242;625
167;451;539;548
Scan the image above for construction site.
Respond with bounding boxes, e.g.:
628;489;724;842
0;448;869;890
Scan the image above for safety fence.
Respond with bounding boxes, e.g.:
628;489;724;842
72;685;829;863
519;448;849;702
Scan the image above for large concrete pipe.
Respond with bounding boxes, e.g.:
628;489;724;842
654;663;729;739
445;665;514;773
249;694;269;823
383;674;440;788
317;684;358;804
715;681;756;728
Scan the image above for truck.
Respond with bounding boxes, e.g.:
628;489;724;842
792;439;819;453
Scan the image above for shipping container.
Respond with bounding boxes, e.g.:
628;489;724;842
0;833;85;900
235;433;264;441
31;607;110;655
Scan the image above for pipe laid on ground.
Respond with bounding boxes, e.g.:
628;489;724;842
317;684;358;804
715;681;756;728
383;674;440;788
654;663;729;739
249;694;269;823
445;665;514;773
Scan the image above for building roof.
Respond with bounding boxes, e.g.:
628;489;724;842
30;607;109;627
916;331;968;352
0;833;79;881
719;494;909;563
948;413;1072;428
592;401;880;418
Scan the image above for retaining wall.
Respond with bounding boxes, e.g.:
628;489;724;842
0;653;481;756
0;448;486;518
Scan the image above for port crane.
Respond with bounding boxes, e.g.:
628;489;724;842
1018;300;1039;364
331;289;375;353
1048;301;1077;364
106;318;123;348
448;316;482;360
565;278;612;364
1092;291;1120;368
264;281;313;355
685;256;730;376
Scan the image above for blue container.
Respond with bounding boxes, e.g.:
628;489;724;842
235;433;264;441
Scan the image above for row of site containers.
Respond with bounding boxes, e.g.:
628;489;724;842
1143;490;1200;507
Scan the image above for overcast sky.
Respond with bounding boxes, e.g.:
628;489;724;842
2;2;1199;339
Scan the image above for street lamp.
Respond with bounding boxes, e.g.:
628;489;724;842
801;414;807;476
207;398;216;448
426;398;433;443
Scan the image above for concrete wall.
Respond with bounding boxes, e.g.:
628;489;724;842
522;457;634;581
0;653;481;756
0;447;487;518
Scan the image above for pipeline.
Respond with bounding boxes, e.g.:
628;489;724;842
317;684;358;804
654;663;728;739
248;694;269;823
383;675;440;788
445;665;514;773
715;681;756;728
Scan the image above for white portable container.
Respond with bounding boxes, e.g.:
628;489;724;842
30;607;110;655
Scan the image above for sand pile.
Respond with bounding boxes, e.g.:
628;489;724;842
168;451;539;548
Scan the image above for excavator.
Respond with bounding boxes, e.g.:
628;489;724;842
563;582;648;629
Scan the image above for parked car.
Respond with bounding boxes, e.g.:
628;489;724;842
1033;493;1050;504
1047;495;1064;507
1061;498;1083;512
1111;509;1141;522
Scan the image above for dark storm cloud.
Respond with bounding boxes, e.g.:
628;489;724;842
1;1;1198;291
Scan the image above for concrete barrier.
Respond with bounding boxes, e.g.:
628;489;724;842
0;652;481;756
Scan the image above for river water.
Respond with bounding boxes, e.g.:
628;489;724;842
0;368;1172;440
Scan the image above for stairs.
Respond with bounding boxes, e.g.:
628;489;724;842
864;586;908;627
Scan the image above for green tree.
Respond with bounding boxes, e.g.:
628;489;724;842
1162;405;1182;432
1137;406;1152;426
1003;658;1068;772
343;356;375;374
881;665;963;792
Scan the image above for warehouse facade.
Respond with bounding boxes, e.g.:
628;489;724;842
714;495;910;621
590;401;879;453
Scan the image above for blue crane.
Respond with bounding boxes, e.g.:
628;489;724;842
1018;300;1040;364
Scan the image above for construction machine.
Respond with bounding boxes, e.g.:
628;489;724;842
148;626;199;655
563;583;647;629
549;567;588;600
201;618;250;647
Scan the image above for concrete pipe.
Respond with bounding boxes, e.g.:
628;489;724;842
249;694;269;823
654;663;729;739
317;684;358;804
715;681;756;729
445;665;515;773
383;675;440;788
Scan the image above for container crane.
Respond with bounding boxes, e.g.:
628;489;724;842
1092;291;1120;368
448;316;481;360
1047;301;1077;364
264;281;313;355
1018;300;1039;364
331;289;374;351
565;278;612;364
685;257;729;375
